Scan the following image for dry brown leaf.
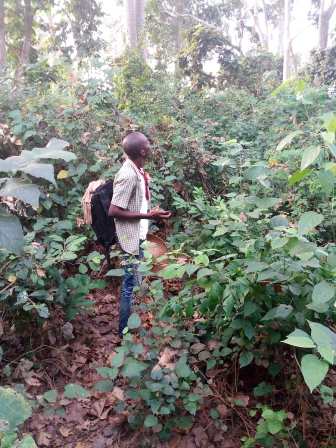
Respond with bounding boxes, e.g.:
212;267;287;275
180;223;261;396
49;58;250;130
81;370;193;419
190;343;206;355
217;404;230;418
36;267;46;278
24;374;42;387
111;386;124;402
59;426;72;437
36;432;52;447
90;399;106;418
158;347;177;367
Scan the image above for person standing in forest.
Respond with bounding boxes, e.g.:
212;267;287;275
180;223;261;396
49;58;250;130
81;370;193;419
109;132;171;336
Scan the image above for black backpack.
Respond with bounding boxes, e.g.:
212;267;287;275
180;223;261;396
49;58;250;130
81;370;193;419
90;180;117;266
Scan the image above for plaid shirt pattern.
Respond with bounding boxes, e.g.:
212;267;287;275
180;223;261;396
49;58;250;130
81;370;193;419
111;159;148;255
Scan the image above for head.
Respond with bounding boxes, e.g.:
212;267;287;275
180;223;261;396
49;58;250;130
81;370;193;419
122;132;150;165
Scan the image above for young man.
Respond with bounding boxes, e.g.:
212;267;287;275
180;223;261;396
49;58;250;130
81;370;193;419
109;132;171;336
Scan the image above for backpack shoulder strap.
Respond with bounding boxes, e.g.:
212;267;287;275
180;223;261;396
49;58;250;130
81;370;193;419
81;180;105;224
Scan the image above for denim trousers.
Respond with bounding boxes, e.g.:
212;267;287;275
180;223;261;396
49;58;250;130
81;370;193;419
118;242;144;336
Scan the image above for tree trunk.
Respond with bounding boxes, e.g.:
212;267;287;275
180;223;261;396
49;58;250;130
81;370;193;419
261;0;270;51
0;0;5;68
20;0;33;65
174;0;184;76
135;0;145;43
15;0;33;82
125;0;136;48
276;10;284;56
318;0;336;50
283;0;290;81
249;1;269;50
125;0;146;55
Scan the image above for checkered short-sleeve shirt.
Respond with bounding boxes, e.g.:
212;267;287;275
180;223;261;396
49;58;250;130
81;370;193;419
111;159;148;255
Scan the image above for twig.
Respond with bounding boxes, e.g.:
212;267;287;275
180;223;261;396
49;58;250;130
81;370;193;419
5;344;65;367
197;369;254;435
0;282;14;295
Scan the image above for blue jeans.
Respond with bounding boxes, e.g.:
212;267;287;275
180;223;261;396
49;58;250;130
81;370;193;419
119;243;144;336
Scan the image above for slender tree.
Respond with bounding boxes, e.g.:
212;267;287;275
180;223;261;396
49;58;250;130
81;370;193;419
0;0;5;68
283;0;290;80
20;0;33;66
15;0;34;82
318;0;336;50
125;0;145;49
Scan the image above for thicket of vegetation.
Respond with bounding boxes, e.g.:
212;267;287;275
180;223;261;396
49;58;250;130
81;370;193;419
1;0;336;447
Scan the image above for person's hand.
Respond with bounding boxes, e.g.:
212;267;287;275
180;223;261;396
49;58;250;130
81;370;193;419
148;207;172;220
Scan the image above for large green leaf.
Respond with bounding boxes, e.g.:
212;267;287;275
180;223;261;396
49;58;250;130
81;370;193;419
26;138;75;162
0;179;40;209
96;367;119;379
43;389;58;403
21;162;56;185
312;281;335;305
159;263;186;279
270;215;289;228
246;164;270;181
276;130;302;152
0;387;32;432
301;146;322;170
0;139;74;178
255;197;280;209
111;351;125;368
301;354;329;392
289;240;316;260
288;169;312;186
175;357;193;378
298;211;323;236
262;305;293;321
308;321;336;351
318;170;335;194
18;435;37;448
0;209;24;254
239;351;254;367
328;144;336;158
144;415;159;428
64;383;90;399
282;329;315;348
0;157;23;172
323;113;336;133
127;313;141;329
121;358;147;378
246;261;268;273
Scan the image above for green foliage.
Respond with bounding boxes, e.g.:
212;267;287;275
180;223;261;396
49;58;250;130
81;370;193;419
0;387;35;447
0;387;32;432
64;384;90;399
94;314;206;438
242;405;293;447
0;47;336;445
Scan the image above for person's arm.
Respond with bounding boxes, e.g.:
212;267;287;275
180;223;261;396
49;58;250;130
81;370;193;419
109;204;170;220
108;172;171;219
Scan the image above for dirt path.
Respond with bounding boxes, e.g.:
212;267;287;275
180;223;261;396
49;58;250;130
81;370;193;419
20;287;132;447
0;267;244;448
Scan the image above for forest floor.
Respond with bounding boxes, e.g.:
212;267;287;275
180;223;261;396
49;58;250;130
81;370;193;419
2;257;336;447
2;279;242;448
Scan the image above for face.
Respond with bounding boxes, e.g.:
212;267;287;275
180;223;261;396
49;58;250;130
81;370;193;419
140;138;151;160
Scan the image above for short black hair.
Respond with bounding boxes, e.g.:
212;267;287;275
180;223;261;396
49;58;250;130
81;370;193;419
122;132;148;159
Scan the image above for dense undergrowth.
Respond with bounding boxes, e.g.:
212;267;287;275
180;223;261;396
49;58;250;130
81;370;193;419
0;58;336;447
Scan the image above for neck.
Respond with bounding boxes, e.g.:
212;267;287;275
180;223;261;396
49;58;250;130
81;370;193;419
130;157;144;169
